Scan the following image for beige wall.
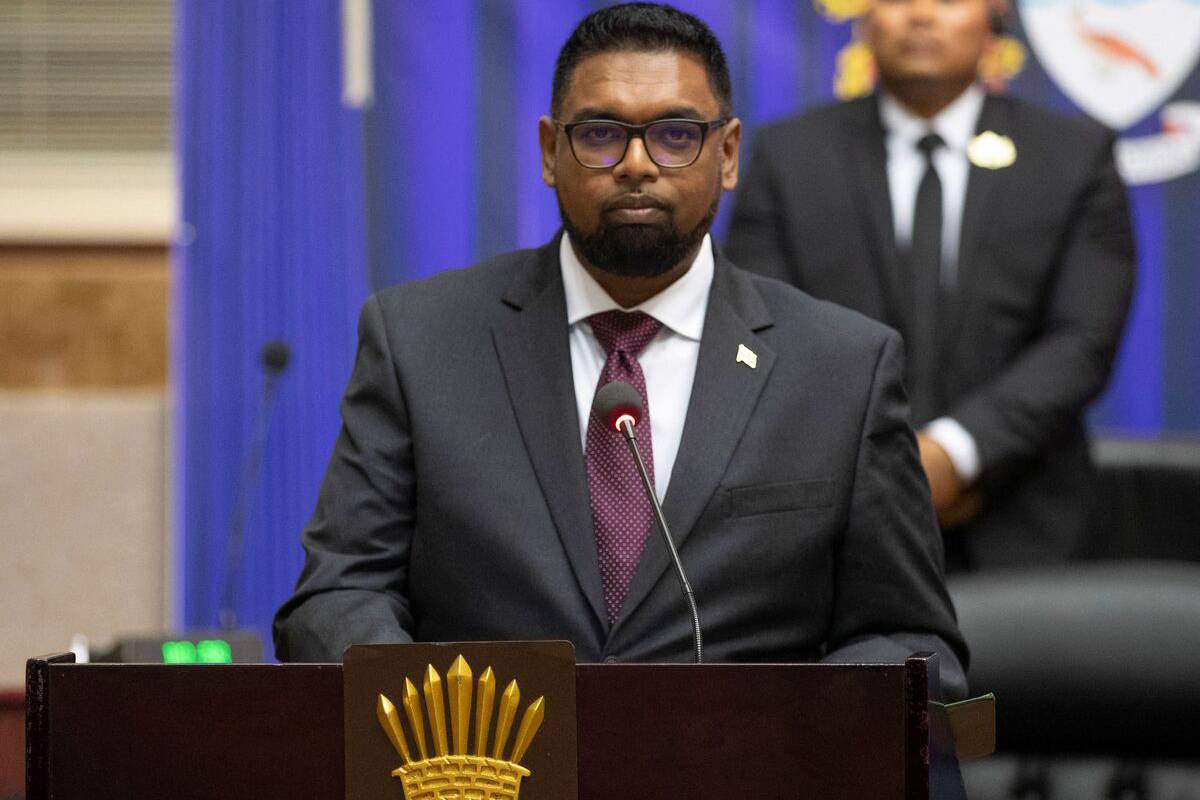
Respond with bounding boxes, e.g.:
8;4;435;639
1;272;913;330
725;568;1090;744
0;245;168;686
0;392;167;683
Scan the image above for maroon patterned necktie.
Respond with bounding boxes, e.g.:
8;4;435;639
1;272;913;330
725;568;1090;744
585;310;663;623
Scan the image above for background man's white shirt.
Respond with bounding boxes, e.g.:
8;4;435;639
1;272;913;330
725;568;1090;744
880;85;986;483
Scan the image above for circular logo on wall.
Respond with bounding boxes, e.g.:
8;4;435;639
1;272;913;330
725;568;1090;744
1018;0;1200;184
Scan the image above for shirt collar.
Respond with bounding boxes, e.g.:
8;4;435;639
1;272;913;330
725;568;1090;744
559;232;713;341
879;83;986;153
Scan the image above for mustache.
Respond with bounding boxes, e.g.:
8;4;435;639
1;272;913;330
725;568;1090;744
604;194;670;212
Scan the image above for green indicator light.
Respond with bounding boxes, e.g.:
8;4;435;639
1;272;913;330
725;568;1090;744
197;639;232;664
162;640;198;664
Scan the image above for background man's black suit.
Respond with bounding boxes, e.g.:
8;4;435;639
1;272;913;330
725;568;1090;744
274;236;967;695
727;93;1135;568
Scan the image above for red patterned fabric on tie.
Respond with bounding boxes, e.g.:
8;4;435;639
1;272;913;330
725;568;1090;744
585;310;663;623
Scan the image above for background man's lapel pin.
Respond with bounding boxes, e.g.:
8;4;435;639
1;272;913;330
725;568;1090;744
736;343;758;369
968;131;1017;169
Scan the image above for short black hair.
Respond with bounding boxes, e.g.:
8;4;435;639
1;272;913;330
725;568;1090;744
551;3;732;118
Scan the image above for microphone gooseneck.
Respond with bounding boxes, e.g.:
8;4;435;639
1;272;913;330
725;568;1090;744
592;380;704;664
220;339;292;629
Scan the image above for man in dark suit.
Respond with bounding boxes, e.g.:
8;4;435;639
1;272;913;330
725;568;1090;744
274;3;967;695
726;0;1135;569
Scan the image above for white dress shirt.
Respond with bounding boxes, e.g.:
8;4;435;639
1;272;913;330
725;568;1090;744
560;232;712;501
880;85;986;483
880;84;984;286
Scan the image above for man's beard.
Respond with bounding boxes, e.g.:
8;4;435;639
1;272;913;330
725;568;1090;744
558;193;719;278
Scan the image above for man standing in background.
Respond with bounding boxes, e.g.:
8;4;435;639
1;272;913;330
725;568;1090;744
727;0;1135;569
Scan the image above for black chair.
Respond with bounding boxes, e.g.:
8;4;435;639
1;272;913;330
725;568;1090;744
949;562;1200;799
1086;439;1200;563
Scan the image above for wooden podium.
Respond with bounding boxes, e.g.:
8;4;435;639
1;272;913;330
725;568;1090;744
26;651;967;799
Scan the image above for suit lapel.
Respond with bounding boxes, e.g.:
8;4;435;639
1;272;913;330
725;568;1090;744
609;253;776;640
491;238;608;631
950;94;1008;343
842;96;909;336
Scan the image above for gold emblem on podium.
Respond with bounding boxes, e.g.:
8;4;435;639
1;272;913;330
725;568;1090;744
376;655;546;800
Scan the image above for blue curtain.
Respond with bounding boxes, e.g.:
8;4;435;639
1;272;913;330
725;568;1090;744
175;0;1200;643
174;1;369;641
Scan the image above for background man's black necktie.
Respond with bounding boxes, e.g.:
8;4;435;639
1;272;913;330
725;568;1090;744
906;132;947;425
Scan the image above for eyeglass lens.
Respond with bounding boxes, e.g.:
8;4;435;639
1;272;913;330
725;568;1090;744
570;120;705;168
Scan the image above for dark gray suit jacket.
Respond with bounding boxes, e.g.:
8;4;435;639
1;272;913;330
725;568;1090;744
273;236;968;696
727;94;1135;568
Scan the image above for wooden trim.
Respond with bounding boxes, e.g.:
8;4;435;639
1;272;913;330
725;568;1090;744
904;654;932;800
24;653;75;800
0;244;168;389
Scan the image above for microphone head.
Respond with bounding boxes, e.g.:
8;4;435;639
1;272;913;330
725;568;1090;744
592;381;642;432
260;340;291;375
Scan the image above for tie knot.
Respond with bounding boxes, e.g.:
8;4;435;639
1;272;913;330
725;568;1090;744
917;132;945;159
589;310;663;358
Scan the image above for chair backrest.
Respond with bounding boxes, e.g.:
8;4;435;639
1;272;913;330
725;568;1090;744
1087;439;1200;562
949;561;1200;759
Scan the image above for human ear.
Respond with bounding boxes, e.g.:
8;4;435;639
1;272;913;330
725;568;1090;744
720;117;742;191
538;116;558;188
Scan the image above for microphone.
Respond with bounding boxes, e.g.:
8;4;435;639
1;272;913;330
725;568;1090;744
592;381;703;664
260;340;290;375
220;340;291;629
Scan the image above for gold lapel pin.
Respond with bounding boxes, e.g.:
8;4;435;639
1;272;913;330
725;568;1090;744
968;131;1017;170
736;343;758;369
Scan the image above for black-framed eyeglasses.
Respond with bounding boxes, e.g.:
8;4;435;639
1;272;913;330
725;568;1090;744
555;117;729;169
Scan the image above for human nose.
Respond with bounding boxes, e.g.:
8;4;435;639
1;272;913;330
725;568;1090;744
613;133;660;183
908;0;937;23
